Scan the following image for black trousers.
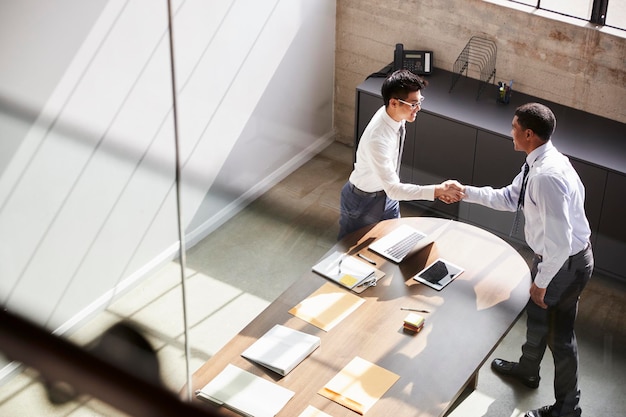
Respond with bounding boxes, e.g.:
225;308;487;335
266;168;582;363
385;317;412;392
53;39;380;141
518;244;594;417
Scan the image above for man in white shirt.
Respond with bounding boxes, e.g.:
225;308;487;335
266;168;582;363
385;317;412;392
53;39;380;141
460;103;593;417
338;69;463;240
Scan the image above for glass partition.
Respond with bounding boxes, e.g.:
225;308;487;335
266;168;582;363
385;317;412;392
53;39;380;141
0;0;336;415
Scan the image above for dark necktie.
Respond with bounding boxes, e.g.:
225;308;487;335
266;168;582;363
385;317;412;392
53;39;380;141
397;124;406;174
510;162;530;236
518;162;530;208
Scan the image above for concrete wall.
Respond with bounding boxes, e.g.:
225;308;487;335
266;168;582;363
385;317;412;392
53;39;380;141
334;0;626;144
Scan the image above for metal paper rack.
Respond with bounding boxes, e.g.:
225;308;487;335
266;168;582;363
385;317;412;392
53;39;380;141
449;37;497;100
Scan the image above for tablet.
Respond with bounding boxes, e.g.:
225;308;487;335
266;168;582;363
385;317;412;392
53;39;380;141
413;258;464;291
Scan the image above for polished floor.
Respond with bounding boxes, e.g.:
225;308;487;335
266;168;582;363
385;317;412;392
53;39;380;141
0;141;624;417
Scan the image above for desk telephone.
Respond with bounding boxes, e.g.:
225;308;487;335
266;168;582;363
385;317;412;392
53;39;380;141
394;43;432;75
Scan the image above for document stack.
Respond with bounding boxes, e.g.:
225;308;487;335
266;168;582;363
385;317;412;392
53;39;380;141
196;364;294;417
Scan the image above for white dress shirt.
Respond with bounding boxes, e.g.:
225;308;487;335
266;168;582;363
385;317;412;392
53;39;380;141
349;106;436;201
464;141;591;288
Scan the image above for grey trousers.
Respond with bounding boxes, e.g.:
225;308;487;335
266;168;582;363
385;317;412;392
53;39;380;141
519;244;594;417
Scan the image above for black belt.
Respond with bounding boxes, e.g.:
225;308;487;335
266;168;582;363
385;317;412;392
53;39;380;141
349;183;386;198
535;242;591;262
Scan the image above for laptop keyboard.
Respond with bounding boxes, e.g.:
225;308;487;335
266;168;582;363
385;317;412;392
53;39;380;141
385;232;425;260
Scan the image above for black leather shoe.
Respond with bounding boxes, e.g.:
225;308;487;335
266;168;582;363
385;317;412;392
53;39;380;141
524;405;553;417
491;358;540;388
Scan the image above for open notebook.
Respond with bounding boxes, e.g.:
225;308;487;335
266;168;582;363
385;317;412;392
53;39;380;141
312;251;377;289
368;220;452;263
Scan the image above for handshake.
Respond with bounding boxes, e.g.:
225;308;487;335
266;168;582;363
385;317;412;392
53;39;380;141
434;180;465;204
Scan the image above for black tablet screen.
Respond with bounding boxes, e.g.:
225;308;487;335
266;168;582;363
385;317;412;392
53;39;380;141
419;260;449;284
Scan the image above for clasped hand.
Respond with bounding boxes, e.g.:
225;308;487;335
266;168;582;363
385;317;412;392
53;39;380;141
435;180;465;204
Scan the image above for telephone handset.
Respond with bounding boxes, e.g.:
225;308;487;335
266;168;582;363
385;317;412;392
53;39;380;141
394;43;432;75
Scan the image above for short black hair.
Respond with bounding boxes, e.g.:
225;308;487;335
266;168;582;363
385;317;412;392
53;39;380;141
514;103;556;141
381;69;426;106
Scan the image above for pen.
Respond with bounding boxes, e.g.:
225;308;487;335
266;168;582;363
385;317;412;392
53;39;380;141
357;253;376;265
401;307;430;313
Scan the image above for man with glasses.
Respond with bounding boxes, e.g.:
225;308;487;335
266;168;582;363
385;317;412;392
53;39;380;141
338;69;463;240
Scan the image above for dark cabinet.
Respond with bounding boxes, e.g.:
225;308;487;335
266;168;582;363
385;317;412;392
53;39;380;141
354;91;382;146
468;130;526;241
595;172;626;277
569;159;607;243
411;113;475;218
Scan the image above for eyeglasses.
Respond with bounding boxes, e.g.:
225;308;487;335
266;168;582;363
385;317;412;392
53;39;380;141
396;97;424;109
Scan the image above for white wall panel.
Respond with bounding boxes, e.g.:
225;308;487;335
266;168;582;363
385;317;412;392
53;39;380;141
0;0;335;337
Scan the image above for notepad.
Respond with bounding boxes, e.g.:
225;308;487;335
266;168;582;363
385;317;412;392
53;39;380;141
241;324;321;376
196;364;294;417
288;282;365;331
312;251;377;289
403;312;425;333
318;356;400;415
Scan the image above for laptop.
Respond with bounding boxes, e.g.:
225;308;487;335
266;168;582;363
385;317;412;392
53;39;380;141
368;220;452;263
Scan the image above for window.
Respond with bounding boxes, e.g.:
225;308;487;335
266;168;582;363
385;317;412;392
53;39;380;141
542;0;593;20
606;0;626;28
509;0;626;31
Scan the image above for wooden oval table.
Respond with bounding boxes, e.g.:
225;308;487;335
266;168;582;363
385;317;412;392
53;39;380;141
191;217;531;417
